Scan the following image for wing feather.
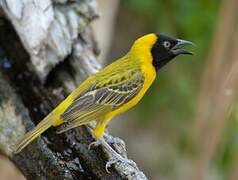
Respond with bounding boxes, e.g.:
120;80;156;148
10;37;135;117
58;69;144;133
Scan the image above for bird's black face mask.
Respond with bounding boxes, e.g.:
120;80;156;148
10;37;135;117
151;34;193;71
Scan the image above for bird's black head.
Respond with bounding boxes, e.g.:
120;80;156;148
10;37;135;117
151;34;193;71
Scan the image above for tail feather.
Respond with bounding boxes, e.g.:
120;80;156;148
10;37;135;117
13;114;54;154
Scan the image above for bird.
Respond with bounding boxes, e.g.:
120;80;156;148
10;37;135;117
13;33;193;170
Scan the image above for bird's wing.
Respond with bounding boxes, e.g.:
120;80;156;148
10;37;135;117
58;69;144;132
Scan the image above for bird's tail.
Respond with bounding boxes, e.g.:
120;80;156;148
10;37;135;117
13;113;55;154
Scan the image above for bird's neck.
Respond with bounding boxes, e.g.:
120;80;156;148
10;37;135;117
128;44;154;67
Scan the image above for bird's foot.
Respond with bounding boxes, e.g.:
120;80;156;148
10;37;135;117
105;150;137;173
88;137;138;172
88;136;126;156
86;125;137;172
86;125;124;151
88;139;101;150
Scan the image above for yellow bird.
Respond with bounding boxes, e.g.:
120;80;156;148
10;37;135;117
14;33;192;166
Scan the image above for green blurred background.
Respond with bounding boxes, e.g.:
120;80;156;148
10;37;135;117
94;0;238;179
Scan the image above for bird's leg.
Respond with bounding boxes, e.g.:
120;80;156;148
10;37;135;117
97;137;137;173
86;123;124;151
87;119;137;172
87;119;105;149
87;119;120;150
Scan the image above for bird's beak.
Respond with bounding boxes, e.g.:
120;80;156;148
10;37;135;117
171;39;194;55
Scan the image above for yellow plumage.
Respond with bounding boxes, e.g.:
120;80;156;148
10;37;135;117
14;33;192;153
13;34;157;153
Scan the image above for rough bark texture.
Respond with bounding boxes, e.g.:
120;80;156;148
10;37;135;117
0;0;147;179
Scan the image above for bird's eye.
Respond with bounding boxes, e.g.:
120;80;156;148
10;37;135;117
163;41;171;49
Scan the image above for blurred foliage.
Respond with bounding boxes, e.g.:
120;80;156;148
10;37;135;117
216;103;238;178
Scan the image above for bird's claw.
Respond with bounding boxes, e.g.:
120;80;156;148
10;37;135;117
88;137;137;173
88;139;101;150
88;136;123;151
105;154;138;173
105;158;117;173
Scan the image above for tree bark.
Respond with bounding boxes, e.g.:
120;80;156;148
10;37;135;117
0;0;147;179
